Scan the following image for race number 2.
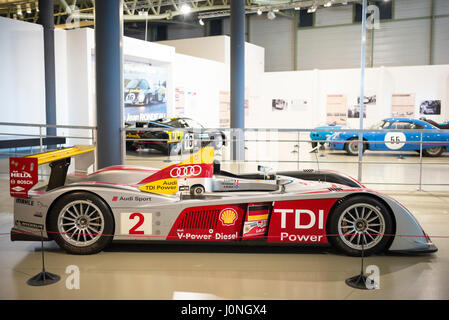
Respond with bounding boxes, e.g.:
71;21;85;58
120;212;152;235
384;132;406;150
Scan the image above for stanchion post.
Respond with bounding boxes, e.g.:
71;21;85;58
345;232;377;290
26;229;60;286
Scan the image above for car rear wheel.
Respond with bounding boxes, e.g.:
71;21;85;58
168;143;182;155
345;138;366;156
422;146;444;157
328;196;394;256
212;134;224;150
48;192;114;255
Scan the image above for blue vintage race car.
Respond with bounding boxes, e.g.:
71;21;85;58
327;117;449;157
310;123;343;148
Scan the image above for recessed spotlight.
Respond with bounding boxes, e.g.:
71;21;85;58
267;10;276;20
180;4;191;15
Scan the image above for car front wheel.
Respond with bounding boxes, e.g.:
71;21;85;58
327;196;394;256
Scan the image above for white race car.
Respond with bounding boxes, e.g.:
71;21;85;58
10;146;437;256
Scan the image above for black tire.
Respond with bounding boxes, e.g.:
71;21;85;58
126;141;137;152
190;184;205;196
345;138;366;156
327;195;394;256
422;146;444;157
48;192;114;255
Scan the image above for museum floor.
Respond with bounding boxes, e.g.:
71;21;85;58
0;174;448;299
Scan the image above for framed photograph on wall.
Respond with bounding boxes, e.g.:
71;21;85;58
419;100;441;115
326;94;347;125
391;94;415;118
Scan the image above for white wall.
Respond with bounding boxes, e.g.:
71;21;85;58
0;17;46;135
249;65;449;129
172;54;226;128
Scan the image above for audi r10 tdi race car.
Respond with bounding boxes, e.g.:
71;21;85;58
9;145;436;256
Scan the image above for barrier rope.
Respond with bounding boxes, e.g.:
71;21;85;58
1;229;448;240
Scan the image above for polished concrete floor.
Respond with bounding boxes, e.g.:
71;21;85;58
0;173;449;299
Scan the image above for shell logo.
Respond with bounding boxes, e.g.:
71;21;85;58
219;208;238;226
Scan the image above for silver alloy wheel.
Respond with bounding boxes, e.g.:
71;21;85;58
337;203;386;250
348;141;360;154
57;200;105;247
425;146;443;156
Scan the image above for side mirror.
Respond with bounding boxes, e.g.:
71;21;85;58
277;178;293;193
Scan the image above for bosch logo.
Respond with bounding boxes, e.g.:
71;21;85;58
170;165;202;178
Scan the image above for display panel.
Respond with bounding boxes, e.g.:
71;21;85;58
124;61;168;123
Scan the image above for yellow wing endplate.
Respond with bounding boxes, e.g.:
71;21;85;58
180;146;215;165
26;145;95;165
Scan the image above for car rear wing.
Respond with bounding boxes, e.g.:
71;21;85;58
10;145;95;199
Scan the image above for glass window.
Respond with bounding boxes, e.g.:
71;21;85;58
370;120;390;129
184;119;204;128
125;79;139;89
391;122;423;130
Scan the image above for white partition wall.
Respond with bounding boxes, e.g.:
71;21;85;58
0;17;46;134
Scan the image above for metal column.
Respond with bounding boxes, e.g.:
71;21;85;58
230;0;245;161
38;0;57;144
358;0;368;182
95;0;124;168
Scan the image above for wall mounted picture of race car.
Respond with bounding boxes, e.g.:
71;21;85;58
124;79;165;106
327;117;449;157
126;117;226;155
310;122;343;148
9;146;436;256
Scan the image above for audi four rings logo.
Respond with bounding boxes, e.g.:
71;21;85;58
170;165;202;178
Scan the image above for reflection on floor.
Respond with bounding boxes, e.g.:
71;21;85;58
0;176;448;299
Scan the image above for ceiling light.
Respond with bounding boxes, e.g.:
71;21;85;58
199;18;204;26
273;8;279;13
180;4;191;15
16;4;22;15
138;10;148;16
35;1;39;12
294;7;301;10
26;3;31;14
307;6;317;13
267;10;276;20
324;1;333;7
257;8;262;15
